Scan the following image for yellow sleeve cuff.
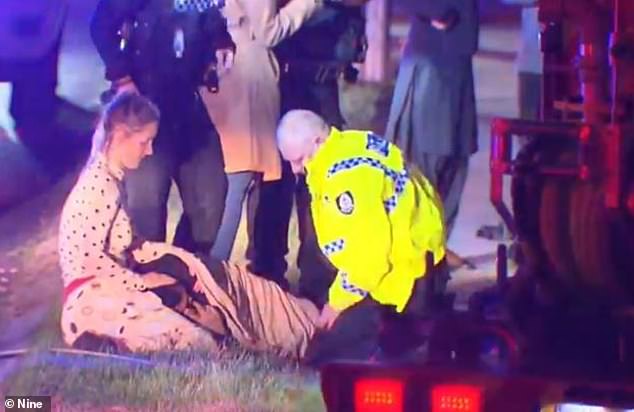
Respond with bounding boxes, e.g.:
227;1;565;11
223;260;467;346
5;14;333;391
327;272;367;311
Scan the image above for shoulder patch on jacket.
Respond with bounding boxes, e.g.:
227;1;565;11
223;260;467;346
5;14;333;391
336;191;355;215
366;133;389;157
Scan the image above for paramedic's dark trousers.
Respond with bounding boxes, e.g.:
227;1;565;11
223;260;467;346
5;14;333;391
124;88;227;255
303;260;451;366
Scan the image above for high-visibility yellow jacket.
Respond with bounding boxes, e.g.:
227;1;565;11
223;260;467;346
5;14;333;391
305;127;446;312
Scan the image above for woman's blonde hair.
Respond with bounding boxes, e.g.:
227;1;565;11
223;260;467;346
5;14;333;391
90;91;160;158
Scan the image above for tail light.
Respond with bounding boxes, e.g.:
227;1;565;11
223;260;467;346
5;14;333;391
321;362;634;412
431;384;483;412
354;378;404;412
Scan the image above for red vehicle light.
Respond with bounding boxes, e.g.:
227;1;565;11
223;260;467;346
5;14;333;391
431;384;483;412
354;378;404;412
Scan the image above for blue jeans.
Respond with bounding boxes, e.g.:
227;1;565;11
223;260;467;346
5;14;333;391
211;172;257;261
125;90;227;255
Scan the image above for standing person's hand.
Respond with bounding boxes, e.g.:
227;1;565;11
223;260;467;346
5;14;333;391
142;272;178;289
430;9;459;31
431;19;449;30
112;76;139;95
317;304;341;330
215;48;235;76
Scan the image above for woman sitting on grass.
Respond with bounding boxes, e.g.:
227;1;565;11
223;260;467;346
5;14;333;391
58;92;319;357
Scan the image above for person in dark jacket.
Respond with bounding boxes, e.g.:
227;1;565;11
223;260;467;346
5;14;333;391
0;0;68;168
385;0;479;268
90;0;235;255
246;2;368;305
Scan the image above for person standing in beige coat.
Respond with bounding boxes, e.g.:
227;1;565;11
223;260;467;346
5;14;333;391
202;0;323;262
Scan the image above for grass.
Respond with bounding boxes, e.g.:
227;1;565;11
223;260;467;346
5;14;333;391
3;348;325;411
0;212;326;411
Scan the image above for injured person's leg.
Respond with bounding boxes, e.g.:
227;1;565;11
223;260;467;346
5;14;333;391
132;254;228;337
132;242;320;360
131;241;409;364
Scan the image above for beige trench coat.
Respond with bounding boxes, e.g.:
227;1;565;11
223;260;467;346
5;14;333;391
201;0;321;181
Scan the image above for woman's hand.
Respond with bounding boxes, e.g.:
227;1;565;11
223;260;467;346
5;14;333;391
142;272;178;289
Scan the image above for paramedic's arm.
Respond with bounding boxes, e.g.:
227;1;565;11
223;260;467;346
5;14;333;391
320;166;391;313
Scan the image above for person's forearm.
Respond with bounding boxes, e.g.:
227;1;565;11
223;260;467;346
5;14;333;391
246;0;322;48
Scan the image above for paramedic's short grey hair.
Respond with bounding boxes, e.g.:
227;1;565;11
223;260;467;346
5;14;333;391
276;110;330;149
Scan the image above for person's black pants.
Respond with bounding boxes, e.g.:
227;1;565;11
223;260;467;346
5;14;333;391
519;71;541;122
303;259;451;367
518;71;542;146
246;73;343;304
417;154;470;240
278;73;345;129
246;161;337;303
124;90;227;255
378;259;451;357
0;36;61;161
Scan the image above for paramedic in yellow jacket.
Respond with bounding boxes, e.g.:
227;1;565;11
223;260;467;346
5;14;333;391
276;110;447;330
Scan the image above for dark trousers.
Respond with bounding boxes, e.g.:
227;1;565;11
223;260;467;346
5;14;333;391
518;71;542;146
246;162;336;303
278;74;345;129
0;37;60;163
124;89;227;255
246;74;342;306
519;71;542;122
418;154;470;239
303;259;451;367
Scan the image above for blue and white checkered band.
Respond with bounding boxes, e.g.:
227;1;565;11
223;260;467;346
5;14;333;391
340;272;368;298
322;239;345;257
174;0;221;13
366;133;389;157
384;171;409;213
327;157;409;213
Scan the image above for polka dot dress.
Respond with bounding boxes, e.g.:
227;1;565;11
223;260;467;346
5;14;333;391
57;154;219;353
58;156;143;291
